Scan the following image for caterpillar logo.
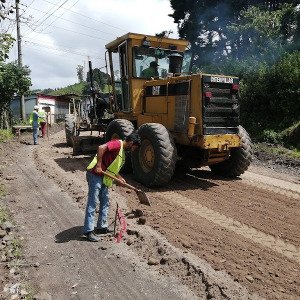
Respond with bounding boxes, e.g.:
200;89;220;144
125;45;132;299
211;76;234;84
152;86;160;95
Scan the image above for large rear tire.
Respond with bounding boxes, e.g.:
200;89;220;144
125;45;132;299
65;114;75;147
209;126;253;177
132;123;177;187
106;119;135;173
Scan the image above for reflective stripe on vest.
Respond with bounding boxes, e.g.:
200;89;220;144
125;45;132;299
86;140;125;187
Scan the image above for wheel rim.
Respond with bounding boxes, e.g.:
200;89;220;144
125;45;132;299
139;139;155;173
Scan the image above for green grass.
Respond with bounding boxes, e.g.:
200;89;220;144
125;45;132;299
0;129;13;143
253;142;300;160
21;284;36;300
0;205;8;223
0;195;34;298
49;82;85;96
0;182;6;198
10;238;22;258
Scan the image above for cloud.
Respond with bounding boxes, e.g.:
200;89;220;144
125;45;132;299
5;0;178;90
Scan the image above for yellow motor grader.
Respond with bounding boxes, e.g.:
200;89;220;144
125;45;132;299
80;32;253;187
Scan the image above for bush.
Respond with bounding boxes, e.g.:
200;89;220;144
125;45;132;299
280;121;300;149
260;129;282;144
239;51;300;135
0;129;13;143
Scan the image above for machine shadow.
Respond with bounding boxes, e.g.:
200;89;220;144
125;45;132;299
54;154;242;192
52;142;68;148
123;166;241;194
54;155;93;172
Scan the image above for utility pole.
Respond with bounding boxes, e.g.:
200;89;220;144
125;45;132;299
15;0;26;121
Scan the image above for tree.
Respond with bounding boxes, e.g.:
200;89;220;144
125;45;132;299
76;65;84;83
169;1;299;139
0;62;31;129
0;0;15;23
84;68;111;95
0;34;14;62
228;4;300;63
169;0;299;69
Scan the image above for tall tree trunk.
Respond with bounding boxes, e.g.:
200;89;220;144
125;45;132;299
0;108;11;130
4;110;9;130
0;111;3;130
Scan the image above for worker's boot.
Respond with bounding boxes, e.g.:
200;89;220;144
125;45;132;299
94;227;113;235
86;231;100;242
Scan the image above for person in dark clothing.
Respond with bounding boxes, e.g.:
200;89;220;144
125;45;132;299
140;61;159;79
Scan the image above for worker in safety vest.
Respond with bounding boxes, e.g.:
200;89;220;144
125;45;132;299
29;105;40;145
140;61;159;79
82;131;141;242
38;108;47;138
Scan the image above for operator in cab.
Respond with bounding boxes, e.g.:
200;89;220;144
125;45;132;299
140;61;159;79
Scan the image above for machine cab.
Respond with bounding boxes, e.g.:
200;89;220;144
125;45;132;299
105;33;191;119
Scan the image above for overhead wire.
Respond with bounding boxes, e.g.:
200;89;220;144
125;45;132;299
40;0;127;33
19;0;36;17
26;0;81;39
20;0;64;36
23;44;96;64
24;40;104;60
22;5;114;37
7;0;128;87
23;40;120;65
30;0;70;30
23;21;111;41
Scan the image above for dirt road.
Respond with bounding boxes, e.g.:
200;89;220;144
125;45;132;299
0;128;299;299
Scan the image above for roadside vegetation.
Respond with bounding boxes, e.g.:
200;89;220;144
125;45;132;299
254;142;300;160
0;129;13;143
0;181;6;198
0;189;34;299
1;1;299;156
170;1;299;153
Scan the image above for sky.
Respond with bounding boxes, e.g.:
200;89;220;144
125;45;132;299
1;0;179;90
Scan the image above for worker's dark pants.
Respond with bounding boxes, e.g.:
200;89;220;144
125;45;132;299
40;122;46;138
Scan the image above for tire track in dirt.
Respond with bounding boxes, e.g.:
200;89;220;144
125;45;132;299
241;172;300;200
2;141;198;300
160;191;300;264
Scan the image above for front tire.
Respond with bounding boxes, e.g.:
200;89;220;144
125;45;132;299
132;123;177;187
106;119;135;173
210;126;253;177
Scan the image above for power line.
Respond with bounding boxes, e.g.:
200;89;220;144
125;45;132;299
19;0;35;17
27;0;81;39
31;0;70;30
26;22;112;41
40;0;127;33
1;19;16;34
23;43;104;63
22;5;114;37
23;41;120;67
20;0;66;36
24;40;105;60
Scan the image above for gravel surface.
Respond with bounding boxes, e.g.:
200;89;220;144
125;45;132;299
0;126;299;299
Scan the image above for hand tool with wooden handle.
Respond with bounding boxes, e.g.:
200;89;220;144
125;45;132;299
102;171;151;206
